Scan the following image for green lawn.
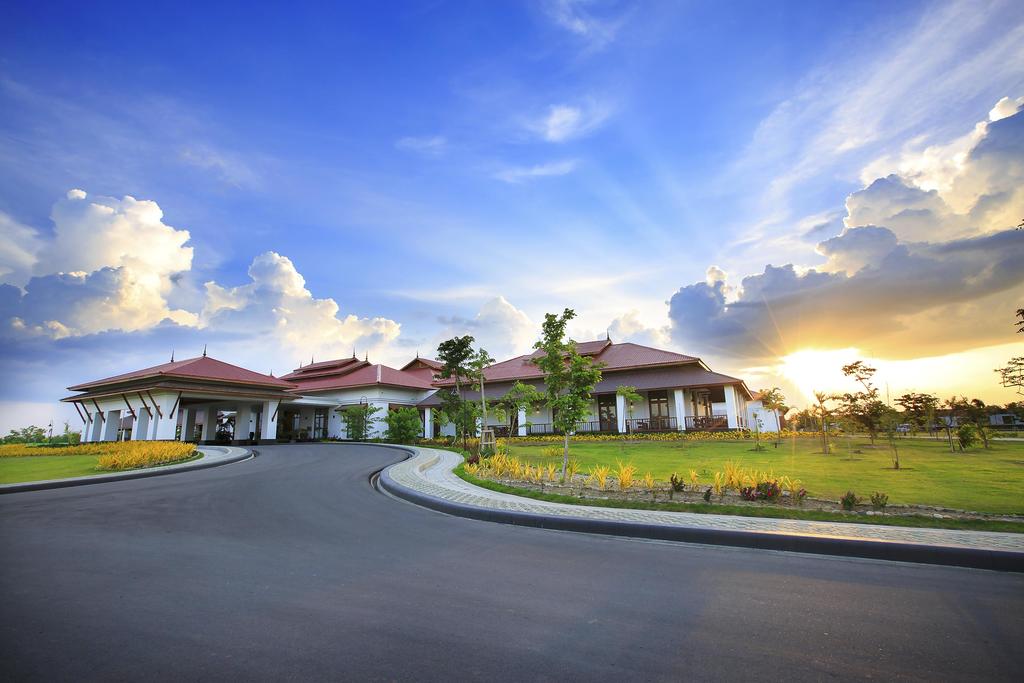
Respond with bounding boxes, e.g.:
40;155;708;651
0;455;106;484
507;437;1024;515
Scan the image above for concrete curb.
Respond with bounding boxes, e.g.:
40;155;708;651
378;448;1024;573
0;445;253;494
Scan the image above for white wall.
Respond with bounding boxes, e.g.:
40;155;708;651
746;400;781;432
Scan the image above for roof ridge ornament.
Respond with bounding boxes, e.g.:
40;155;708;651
202;344;207;357
170;349;175;362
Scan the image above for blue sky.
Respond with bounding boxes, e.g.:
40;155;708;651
1;0;1023;431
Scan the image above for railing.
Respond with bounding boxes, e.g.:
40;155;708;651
626;416;678;433
685;415;729;431
524;421;617;436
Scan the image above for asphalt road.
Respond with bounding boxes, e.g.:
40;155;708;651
2;444;1022;682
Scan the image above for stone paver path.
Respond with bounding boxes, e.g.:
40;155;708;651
386;447;1024;553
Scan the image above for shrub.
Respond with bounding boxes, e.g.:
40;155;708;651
642;471;656;489
712;472;724;497
870;492;889;510
956;423;979;450
465;453;480;465
702;487;712;502
564;458;581;481
541;445;562;458
794;488;807;505
840;491;860;510
688;469;699;489
755;480;781;501
588;465;610;490
615;461;636;489
740;486;758;501
669;472;686;492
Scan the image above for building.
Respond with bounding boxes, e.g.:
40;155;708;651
745;392;785;433
63;340;753;443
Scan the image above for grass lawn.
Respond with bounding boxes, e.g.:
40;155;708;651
507;437;1024;515
0;454;109;484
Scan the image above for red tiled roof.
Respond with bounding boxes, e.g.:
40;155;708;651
290;363;435;392
436;341;701;385
280;357;364;381
67;356;296;391
401;357;442;371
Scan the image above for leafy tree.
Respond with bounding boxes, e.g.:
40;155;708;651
534;309;604;481
962;398;992;449
384;407;423;444
995;309;1024;395
470;347;496;443
811;391;834;454
616;385;641;436
894;392;939;433
2;425;47;444
940;396;969;452
758;387;787;446
838;360;887;445
339;403;381;441
437;335;479;450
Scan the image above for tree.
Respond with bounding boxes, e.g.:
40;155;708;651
2;425;47;444
894;392;939;434
533;309;604;481
811;391;834;454
496;381;543;435
339;403;381;441
758;387;786;447
470;347;496;445
616;385;642;436
838;360;886;445
436;335;478;450
384;407;423;444
962;398;992;449
995;309;1024;395
940;396;968;452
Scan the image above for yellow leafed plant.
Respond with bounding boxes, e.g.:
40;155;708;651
588;465;610;490
93;442;197;471
642;471;656;489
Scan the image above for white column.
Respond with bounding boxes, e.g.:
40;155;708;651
152;394;179;441
615;393;626;434
201;406;219;441
182;408;197;442
80;409;93;442
261;400;280;441
673;389;686;431
423;407;434;439
102;409;121;441
233;404;252;441
517;408;527;437
133;407;151;441
724;385;740;429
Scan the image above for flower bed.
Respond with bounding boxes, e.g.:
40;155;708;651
0;441;197;471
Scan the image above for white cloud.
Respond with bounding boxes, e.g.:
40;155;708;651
531;101;610;142
0;211;43;287
607;310;670;348
434;296;536;360
494;159;579;183
0;189;197;336
179;146;261;188
201;251;401;363
543;0;624;50
395;135;447;155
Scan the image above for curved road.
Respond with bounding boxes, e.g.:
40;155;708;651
2;444;1022;681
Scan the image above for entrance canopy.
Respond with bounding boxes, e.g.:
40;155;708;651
62;355;299;443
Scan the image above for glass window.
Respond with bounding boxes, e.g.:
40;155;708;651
648;390;670;418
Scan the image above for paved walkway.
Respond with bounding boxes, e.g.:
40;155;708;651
385;446;1024;553
0;445;251;493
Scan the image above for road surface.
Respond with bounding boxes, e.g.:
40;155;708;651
2;443;1021;681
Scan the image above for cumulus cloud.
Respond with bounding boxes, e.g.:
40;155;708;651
201;251;401;363
435;296;536;360
853;100;1024;240
668;99;1024;364
607;310;670;348
0;191;402;367
494;159;579;183
0;189;197;336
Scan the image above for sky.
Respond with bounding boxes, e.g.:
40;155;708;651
1;0;1023;432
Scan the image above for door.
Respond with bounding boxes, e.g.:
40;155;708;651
598;394;617;433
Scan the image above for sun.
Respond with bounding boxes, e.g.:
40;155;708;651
776;348;862;402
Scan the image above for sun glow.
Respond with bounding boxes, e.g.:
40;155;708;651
775;342;1024;406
